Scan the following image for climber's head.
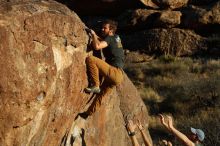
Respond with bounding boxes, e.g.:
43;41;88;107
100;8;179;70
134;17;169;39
101;19;118;37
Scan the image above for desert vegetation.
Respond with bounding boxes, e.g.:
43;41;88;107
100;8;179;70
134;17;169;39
124;55;220;146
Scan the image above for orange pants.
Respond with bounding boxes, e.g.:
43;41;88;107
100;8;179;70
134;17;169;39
86;56;123;87
85;56;124;114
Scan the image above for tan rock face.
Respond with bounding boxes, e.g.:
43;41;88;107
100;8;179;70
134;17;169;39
0;1;151;146
157;10;182;28
0;1;88;146
61;74;151;146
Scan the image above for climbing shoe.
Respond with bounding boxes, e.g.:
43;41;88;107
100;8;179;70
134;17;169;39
84;86;101;94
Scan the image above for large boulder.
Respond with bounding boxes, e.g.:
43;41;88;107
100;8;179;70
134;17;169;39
181;1;220;33
0;1;88;146
121;28;207;56
0;1;151;146
61;74;151;146
139;0;159;8
118;9;159;31
118;9;182;31
156;10;182;28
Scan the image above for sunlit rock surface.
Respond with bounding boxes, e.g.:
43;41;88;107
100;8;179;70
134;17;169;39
0;1;151;146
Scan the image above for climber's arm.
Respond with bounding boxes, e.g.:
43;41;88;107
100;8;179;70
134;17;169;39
137;120;152;146
90;30;108;50
127;120;140;146
130;134;140;146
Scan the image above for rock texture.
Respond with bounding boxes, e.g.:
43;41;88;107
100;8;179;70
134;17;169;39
118;9;182;30
144;28;207;56
121;28;207;56
182;1;220;31
60;74;151;146
0;1;88;146
0;1;151;146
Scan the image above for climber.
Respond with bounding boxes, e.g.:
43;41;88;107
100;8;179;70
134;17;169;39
85;19;124;93
80;19;124;118
159;114;205;146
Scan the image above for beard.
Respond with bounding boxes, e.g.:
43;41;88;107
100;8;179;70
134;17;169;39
101;29;112;38
101;32;107;37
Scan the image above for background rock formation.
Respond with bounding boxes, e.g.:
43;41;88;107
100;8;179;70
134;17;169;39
80;0;219;57
182;1;220;32
121;28;207;56
118;9;182;30
0;1;151;146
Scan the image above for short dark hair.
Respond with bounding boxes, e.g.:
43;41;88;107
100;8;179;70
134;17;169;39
103;19;118;33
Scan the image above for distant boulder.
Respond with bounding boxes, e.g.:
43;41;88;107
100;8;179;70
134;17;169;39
118;9;182;30
121;28;207;56
153;0;189;9
139;0;159;8
118;9;159;30
181;1;220;33
156;10;182;28
0;1;88;146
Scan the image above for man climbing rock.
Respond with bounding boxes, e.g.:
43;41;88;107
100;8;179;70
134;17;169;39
82;19;124;118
